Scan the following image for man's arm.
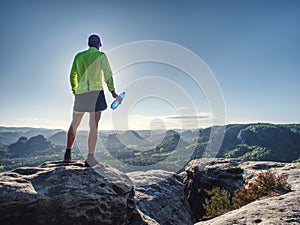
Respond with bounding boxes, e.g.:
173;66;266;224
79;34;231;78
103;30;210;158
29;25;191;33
101;53;122;102
70;58;78;94
102;53;115;93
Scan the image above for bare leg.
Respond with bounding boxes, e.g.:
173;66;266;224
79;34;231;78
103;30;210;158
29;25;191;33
88;111;101;154
67;112;84;149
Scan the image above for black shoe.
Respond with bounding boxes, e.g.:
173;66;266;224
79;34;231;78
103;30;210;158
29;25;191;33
85;156;99;167
63;149;72;163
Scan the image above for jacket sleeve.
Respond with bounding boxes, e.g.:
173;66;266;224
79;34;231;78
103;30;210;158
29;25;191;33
101;53;115;92
70;57;78;94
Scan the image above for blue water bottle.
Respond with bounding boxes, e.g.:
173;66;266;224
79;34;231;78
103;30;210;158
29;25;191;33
111;92;125;110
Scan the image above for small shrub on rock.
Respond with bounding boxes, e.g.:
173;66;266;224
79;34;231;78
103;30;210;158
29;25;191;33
292;157;300;163
232;171;291;208
203;186;231;218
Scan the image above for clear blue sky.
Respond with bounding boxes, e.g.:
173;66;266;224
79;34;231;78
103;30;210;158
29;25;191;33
0;0;299;130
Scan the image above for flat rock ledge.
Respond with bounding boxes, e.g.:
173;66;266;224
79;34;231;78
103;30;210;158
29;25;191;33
0;161;158;225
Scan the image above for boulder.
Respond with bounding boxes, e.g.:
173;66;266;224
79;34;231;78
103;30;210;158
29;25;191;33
127;170;194;225
180;158;300;224
195;190;300;225
180;158;245;220
0;161;158;225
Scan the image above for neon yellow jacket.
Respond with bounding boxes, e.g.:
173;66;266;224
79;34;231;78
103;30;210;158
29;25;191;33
70;47;115;94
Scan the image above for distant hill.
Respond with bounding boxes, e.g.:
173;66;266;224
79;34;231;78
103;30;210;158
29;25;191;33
0;123;299;172
0;134;58;171
103;130;183;167
9;135;53;157
0;127;64;147
190;123;300;162
217;123;300;162
0;133;83;171
49;131;67;145
0;132;23;147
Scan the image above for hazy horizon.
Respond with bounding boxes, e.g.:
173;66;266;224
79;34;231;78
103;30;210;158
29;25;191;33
1;121;299;132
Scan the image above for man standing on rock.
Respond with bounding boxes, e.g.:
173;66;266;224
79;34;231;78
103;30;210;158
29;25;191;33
63;34;122;167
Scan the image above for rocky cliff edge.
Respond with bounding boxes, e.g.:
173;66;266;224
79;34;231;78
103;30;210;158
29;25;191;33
0;161;158;225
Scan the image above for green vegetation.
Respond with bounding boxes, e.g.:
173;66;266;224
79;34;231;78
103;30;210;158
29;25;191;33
203;171;291;219
190;123;300;163
219;123;300;162
203;187;231;218
240;147;271;161
292;157;300;163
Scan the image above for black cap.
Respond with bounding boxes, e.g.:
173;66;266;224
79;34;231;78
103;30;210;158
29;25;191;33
88;34;101;48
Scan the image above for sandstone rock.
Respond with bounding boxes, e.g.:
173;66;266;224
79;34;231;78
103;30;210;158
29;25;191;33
180;158;300;220
181;158;300;224
274;162;300;191
0;161;158;225
180;158;245;220
195;190;300;225
238;160;286;185
127;169;194;225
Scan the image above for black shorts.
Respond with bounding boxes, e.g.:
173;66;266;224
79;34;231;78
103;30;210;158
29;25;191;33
73;91;107;113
